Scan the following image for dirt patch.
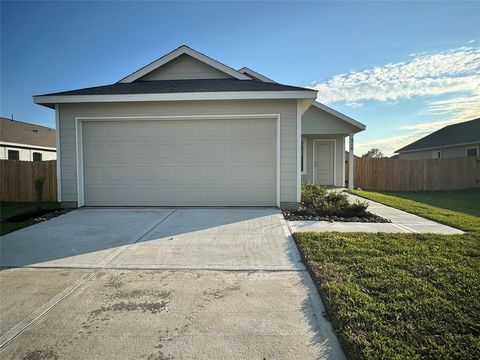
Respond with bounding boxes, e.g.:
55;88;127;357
89;300;170;319
21;347;59;360
202;282;241;301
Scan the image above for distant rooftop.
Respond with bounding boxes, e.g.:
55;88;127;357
0;117;56;148
396;118;480;153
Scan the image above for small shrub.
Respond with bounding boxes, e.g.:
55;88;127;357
301;183;328;208
299;183;370;218
324;191;350;211
348;200;368;214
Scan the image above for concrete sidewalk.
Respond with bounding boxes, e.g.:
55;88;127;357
289;193;463;234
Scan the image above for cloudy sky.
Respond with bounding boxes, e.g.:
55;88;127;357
309;45;480;155
1;1;479;156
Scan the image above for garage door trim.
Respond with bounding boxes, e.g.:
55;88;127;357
75;114;281;207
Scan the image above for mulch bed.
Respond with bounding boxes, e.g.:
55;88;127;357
283;209;391;223
5;208;74;224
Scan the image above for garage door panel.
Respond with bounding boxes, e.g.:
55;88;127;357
254;120;277;139
156;144;175;158
255;165;276;182
180;143;203;158
83;119;277;206
254;143;276;160
154;166;176;182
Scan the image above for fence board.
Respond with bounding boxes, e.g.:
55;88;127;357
346;157;480;191
0;160;57;202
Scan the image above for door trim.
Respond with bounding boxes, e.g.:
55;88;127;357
312;139;336;186
75;114;281;207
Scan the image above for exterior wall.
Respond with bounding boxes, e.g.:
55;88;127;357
0;145;56;161
301;134;345;186
139;54;232;81
302;105;358;135
398;143;480;160
58;99;298;206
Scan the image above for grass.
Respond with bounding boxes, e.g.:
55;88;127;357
0;201;60;235
294;189;480;359
351;189;480;233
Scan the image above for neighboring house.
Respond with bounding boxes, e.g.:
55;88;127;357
396;118;480;160
0;117;56;161
34;45;365;208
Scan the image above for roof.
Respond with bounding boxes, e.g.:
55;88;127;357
239;66;366;131
35;79;313;97
395;118;480;153
0;117;56;148
238;67;276;83
33;45;318;109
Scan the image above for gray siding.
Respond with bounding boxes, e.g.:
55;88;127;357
301;134;345;186
139;54;232;81
398;144;480;160
302;105;358;135
58;99;298;206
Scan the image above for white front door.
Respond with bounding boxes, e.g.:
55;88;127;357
82;118;277;206
313;140;335;186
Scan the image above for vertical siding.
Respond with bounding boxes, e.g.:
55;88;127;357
58;99;298;205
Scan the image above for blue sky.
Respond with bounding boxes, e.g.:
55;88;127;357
1;1;479;155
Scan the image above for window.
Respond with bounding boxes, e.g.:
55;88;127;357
33;152;43;161
466;147;478;157
301;138;307;175
432;150;441;159
7;150;19;160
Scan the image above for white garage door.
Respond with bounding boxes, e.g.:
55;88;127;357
82;119;277;206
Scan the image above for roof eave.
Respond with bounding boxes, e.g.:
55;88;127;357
396;141;480;154
33;90;318;106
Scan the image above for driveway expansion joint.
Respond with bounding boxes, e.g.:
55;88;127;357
0;209;178;350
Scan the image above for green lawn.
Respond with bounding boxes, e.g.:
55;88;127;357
294;189;480;359
0;201;60;235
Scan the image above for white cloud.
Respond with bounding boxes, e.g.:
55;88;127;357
308;46;480;104
309;45;480;156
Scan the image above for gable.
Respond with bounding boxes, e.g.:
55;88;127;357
119;45;250;83
302;105;360;134
138;54;234;81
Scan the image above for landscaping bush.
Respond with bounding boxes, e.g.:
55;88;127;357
301;183;328;208
301;183;369;215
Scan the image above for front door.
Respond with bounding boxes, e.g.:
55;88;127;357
313;140;335;185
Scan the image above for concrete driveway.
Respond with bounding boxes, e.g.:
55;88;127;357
0;208;344;359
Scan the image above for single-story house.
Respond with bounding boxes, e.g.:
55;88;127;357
396;118;480;160
34;45;365;208
0;117;56;161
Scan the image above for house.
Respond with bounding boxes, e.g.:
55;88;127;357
396;118;480;160
33;45;365;208
0;117;56;161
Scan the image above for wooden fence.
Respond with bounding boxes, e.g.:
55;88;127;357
0;160;57;202
347;156;480;191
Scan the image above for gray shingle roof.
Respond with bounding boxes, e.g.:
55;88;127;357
0;118;56;148
35;79;312;97
396;118;480;153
